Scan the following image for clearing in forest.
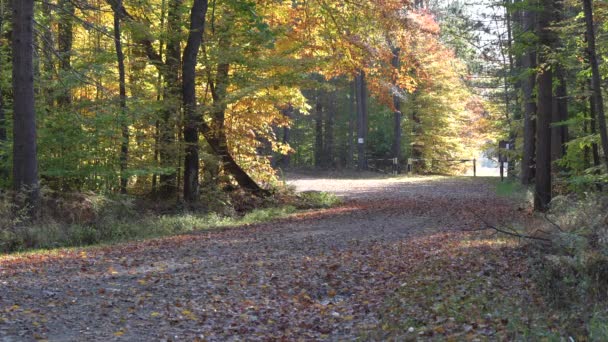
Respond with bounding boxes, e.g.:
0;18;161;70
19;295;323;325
1;175;562;340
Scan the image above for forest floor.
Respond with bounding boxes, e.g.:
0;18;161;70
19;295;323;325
0;174;568;341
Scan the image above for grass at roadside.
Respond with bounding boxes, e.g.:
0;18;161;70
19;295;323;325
0;191;342;255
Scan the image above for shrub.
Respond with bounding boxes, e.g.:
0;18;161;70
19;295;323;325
531;193;608;334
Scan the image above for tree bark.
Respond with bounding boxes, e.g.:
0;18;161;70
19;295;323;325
323;91;335;168
113;0;129;194
314;93;323;168
582;0;608;167
157;0;183;197
152;0;166;193
521;9;536;185
57;0;74;106
40;0;55;110
12;0;40;217
534;0;554;212
281;106;292;169
348;80;355;168
182;0;209;203
551;65;568;162
391;47;402;172
588;79;601;167
0;80;5;181
356;71;368;171
0;3;7;180
411;91;423;172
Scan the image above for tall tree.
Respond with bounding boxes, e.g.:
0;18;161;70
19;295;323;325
551;66;568;162
113;0;129;194
356;71;368;171
12;0;40;216
314;93;323;167
520;9;536;184
182;0;209;203
323;91;335;168
550;0;568;162
57;0;75;106
588;79;601;168
348;81;356;168
534;0;555;211
159;0;183;196
0;1;7;180
280;105;293;169
582;0;608;167
391;47;402;171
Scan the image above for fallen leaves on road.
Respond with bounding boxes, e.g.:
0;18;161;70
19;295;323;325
0;177;564;340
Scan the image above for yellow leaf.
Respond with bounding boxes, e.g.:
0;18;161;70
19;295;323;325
114;330;125;337
150;312;160;317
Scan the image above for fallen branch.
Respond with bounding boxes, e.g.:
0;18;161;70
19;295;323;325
542;213;564;232
466;208;551;242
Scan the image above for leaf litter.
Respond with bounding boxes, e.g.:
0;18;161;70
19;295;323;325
1;176;562;340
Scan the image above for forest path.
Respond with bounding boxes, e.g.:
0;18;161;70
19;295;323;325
1;175;537;341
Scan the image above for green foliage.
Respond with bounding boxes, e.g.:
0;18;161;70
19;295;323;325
495;180;528;200
296;191;341;209
589;310;608;341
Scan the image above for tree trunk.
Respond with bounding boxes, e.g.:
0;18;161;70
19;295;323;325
550;0;568;163
157;0;183;197
12;0;40;218
348;81;355;168
589;79;601;167
201;38;268;196
411;91;423;172
391;47;402;172
583;98;590;169
152;0;166;193
583;0;608;167
113;0;129;194
324;91;335;168
534;0;554;212
356;71;368;170
0;4;7;180
182;0;209;203
40;0;54;110
521;9;536;185
281;106;292;169
0;81;5;180
57;0;74;106
551;65;568;162
314;93;323;168
505;3;517;178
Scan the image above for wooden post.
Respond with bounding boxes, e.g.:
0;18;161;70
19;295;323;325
500;161;504;181
473;158;477;177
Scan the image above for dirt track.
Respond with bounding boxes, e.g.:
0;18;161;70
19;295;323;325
1;175;522;341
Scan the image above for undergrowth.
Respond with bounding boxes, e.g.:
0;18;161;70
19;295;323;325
529;193;608;339
0;186;341;254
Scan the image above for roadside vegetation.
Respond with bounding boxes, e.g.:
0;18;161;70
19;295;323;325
369;181;608;340
0;185;341;253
